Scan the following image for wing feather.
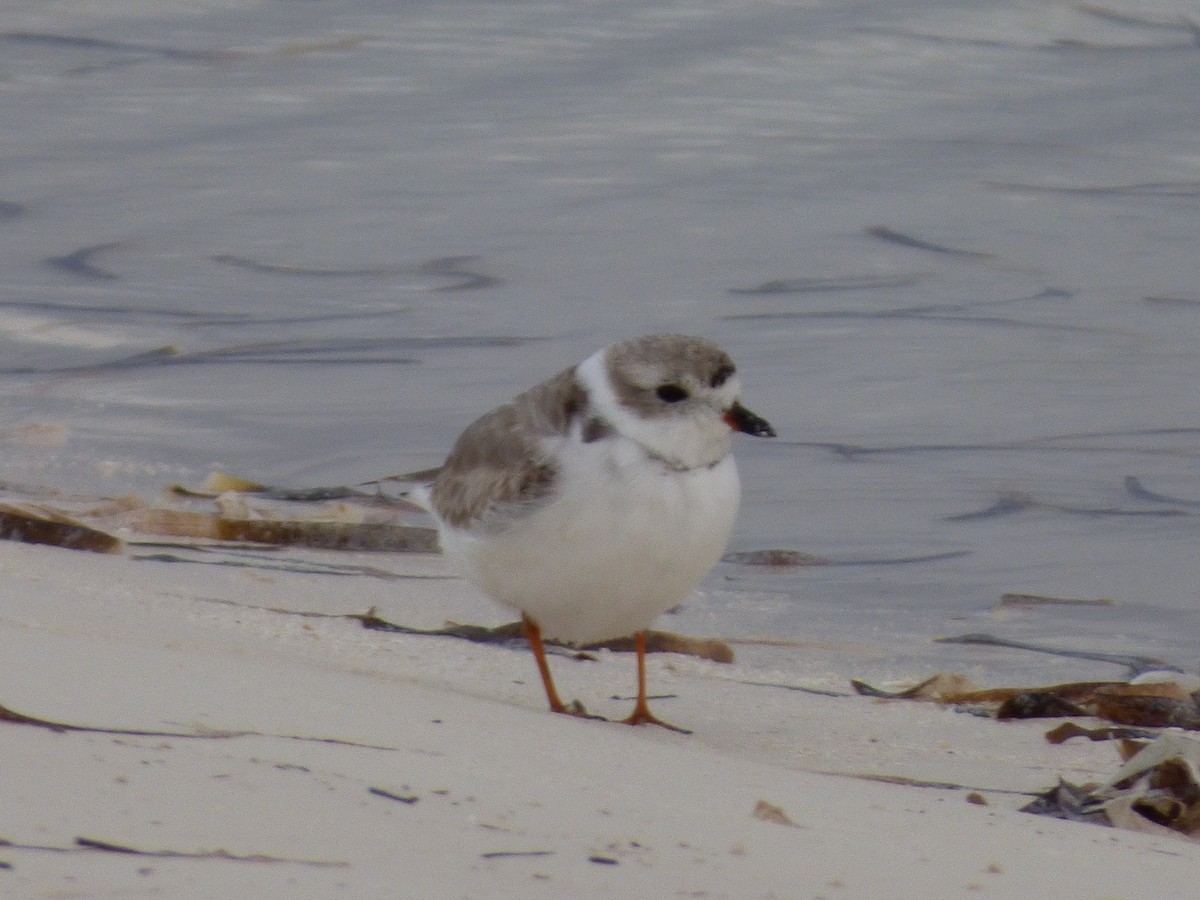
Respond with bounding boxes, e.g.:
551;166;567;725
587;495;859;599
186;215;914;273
429;366;585;528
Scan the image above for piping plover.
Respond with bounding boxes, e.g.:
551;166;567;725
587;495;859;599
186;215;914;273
425;333;775;731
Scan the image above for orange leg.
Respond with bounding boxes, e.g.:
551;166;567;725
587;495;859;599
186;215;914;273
621;631;691;734
521;614;568;712
522;614;596;718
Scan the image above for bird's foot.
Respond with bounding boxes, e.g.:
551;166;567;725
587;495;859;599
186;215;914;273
621;705;692;735
549;698;606;722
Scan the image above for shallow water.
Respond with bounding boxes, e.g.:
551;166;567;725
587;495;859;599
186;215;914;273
2;0;1198;684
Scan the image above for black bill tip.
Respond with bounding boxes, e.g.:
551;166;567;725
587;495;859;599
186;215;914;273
724;402;776;438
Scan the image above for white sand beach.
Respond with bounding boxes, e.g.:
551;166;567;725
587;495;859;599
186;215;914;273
2;538;1196;899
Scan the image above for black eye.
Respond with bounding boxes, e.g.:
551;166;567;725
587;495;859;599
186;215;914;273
655;384;689;403
710;364;735;388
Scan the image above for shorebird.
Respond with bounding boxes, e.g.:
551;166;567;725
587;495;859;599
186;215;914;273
424;334;774;730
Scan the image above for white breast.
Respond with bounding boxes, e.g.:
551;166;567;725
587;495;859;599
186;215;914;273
438;432;741;644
